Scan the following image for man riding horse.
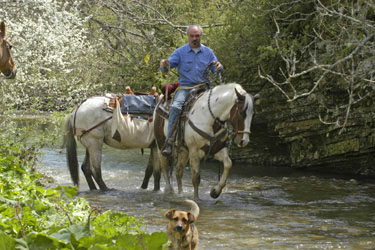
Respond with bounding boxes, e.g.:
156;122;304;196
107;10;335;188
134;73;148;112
159;24;223;156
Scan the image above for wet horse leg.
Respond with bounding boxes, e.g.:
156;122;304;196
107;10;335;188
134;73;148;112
151;146;161;191
210;147;232;199
81;150;97;190
82;136;109;191
160;154;173;193
176;147;189;194
141;146;161;191
141;152;154;189
189;148;201;200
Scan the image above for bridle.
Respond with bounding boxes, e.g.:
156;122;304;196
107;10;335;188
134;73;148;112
229;99;251;136
207;87;252;136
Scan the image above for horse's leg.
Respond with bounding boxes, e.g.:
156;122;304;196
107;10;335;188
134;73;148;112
151;146;161;191
82;135;109;191
141;152;153;189
81;150;97;190
189;149;201;200
176;147;189;194
210;147;232;199
160;153;173;193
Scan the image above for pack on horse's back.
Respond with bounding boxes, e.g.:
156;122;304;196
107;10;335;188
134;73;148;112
64;86;162;191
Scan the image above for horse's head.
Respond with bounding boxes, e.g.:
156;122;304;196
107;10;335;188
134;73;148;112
230;88;259;147
0;21;16;79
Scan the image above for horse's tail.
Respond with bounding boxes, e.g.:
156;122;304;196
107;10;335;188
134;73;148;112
64;115;79;186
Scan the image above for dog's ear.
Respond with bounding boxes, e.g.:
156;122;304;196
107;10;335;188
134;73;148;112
187;212;195;224
165;209;176;220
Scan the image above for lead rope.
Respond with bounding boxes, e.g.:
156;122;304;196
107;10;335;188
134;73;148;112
207;88;225;181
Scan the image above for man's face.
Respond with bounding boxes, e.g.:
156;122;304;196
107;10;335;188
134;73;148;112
188;27;202;48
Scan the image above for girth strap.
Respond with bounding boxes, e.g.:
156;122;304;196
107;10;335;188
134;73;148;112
79;116;112;138
188;119;228;158
188;119;211;140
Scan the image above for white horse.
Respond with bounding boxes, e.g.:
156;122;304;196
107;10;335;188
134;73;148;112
64;96;160;191
154;83;259;199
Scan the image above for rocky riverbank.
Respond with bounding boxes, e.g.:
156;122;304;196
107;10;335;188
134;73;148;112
233;84;375;177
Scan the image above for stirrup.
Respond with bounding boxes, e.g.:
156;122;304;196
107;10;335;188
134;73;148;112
161;142;173;156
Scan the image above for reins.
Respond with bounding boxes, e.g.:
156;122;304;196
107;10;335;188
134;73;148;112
187;88;247;163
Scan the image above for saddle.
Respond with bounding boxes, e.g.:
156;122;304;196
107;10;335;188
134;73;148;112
154;85;226;156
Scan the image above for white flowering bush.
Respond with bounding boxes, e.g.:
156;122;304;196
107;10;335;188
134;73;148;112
0;0;102;111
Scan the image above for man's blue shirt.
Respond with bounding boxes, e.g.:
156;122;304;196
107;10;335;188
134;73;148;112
161;43;221;87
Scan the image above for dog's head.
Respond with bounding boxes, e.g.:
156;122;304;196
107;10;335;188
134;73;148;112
165;209;195;233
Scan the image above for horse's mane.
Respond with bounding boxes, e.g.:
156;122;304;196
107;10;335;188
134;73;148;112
216;82;246;94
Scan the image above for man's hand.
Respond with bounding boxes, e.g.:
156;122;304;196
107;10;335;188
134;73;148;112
213;61;223;71
160;59;169;69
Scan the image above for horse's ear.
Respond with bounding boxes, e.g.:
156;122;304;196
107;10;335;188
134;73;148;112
0;22;6;36
235;88;245;102
254;93;260;100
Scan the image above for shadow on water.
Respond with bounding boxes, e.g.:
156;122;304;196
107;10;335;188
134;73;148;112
38;145;375;250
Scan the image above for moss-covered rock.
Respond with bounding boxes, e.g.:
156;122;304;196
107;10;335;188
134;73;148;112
232;83;375;177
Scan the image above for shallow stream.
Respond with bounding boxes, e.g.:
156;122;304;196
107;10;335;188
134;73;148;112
38;146;375;249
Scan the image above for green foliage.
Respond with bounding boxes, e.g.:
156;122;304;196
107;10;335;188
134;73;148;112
0;1;103;111
0;118;168;249
2;0;373;129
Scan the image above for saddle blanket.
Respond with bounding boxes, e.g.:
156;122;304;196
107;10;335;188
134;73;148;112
121;94;158;115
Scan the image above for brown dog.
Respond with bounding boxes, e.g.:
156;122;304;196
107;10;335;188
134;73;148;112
165;200;200;250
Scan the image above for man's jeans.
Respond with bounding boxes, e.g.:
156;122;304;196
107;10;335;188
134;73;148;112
166;89;190;139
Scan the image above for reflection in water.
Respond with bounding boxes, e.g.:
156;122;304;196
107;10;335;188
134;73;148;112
38;146;375;250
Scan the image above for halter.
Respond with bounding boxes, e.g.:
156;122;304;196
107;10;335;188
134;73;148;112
207;87;250;135
229;99;250;135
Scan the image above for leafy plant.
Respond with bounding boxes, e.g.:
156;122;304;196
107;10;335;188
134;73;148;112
0;120;168;249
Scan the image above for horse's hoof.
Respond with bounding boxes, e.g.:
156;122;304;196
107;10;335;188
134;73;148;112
210;188;221;199
140;184;148;189
193;196;201;201
164;187;174;194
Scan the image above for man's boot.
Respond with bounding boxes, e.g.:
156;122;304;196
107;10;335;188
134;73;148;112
161;136;175;156
162;106;181;156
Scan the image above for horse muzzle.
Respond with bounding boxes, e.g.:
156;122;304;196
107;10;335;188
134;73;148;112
4;68;16;79
236;131;250;147
238;138;249;148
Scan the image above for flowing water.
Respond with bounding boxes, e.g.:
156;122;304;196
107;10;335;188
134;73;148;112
38;145;375;249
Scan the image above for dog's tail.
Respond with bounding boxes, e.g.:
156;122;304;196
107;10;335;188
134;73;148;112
185;200;199;220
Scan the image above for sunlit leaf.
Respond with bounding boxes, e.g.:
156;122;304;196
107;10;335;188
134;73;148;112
144;54;150;64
